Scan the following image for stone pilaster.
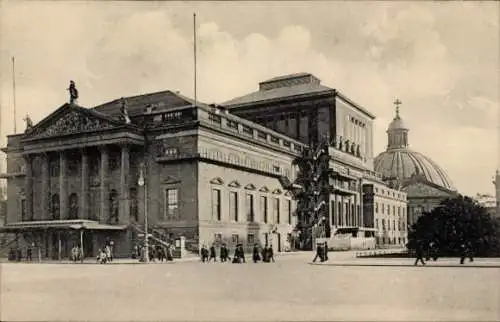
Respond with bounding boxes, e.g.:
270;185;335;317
59;151;68;220
80;149;89;220
23;155;33;221
119;144;130;224
99;146;109;223
40;153;49;220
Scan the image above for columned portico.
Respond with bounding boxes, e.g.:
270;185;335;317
100;146;109;224
40;153;50;220
59;151;68;220
119;144;130;224
80;148;89;220
24;155;34;221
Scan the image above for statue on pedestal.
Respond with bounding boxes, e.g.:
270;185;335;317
67;80;79;105
120;98;131;124
23;115;33;132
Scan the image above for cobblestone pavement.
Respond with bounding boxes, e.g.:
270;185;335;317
1;252;499;321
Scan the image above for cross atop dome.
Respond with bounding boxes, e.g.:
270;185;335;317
393;98;402;119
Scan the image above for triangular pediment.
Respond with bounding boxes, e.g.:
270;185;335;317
210;177;224;185
284;190;292;197
161;175;180;184
259;186;270;193
244;183;256;190
403;181;456;199
272;188;283;195
228;180;241;188
24;104;124;141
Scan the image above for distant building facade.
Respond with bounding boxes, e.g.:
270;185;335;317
374;103;457;227
363;181;408;247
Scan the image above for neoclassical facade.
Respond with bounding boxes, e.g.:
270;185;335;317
1;73;409;257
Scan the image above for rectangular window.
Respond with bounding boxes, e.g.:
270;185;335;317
229;191;238;222
375;202;378;213
260;196;268;223
273;198;280;224
165;188;179;220
284;199;291;224
246;193;254;222
212;189;221;221
382;204;385;214
247;234;255;245
375;219;379;229
214;233;222;244
387;205;390;215
232;234;239;245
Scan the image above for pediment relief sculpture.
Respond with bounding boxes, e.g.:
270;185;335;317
228;180;241;188
210;177;224;185
28;110;115;140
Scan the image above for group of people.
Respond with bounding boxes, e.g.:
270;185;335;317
200;243;276;264
96;240;114;264
8;246;31;262
413;240;474;266
133;243;175;262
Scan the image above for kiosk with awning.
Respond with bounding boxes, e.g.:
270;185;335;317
0;220;127;261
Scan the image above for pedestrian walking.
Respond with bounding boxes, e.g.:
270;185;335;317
220;243;229;262
200;245;209;263
414;241;426;266
312;242;324;263
209;244;217;262
252;244;261;263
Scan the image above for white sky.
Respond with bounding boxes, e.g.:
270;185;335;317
0;1;498;197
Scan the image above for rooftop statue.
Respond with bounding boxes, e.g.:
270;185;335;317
120;98;131;124
67;80;79;105
23;114;33;132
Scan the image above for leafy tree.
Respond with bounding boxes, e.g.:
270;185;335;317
408;195;500;256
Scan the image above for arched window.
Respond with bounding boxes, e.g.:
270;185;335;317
68;193;78;219
51;194;60;220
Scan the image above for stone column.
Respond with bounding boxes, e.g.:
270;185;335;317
99;146;109;223
80;149;89;220
59;151;68;220
24;155;33;221
40;153;50;220
119;144;130;224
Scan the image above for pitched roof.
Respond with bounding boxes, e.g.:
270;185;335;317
92;90;195;117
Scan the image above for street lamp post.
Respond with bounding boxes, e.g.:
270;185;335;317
138;163;149;263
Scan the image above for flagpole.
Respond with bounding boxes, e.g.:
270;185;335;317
12;57;17;134
193;13;197;107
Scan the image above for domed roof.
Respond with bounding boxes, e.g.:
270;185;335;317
374;149;456;191
388;116;407;131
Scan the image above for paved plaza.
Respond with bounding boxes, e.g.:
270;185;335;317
1;252;499;321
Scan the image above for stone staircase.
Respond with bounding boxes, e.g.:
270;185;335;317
129;223;171;248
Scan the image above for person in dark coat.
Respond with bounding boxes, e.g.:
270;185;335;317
26;245;33;262
200;245;209;262
209;244;217;262
323;242;329;262
414;240;426;266
262;244;270;262
267;244;275;263
220;244;228;262
252;244;261;263
312;242;324;263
